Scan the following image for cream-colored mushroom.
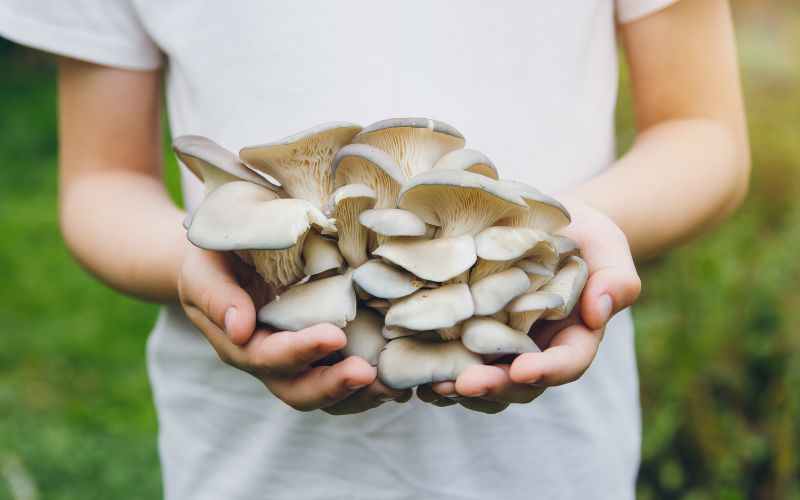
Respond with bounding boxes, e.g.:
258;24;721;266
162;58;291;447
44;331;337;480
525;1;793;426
515;258;556;292
331;144;406;209
257;271;357;331
469;267;531;316
540;256;589;320
240;122;361;209
432;149;498;179
352;260;427;300
553;235;581;261
302;231;344;277
327;184;376;268
352;117;465;179
373;234;476;283
461;317;540;355
505;291;564;333
469;226;555;284
497;180;571;233
384;284;474;340
381;325;424;340
186;181;335;287
341;308;387;366
377;337;482;390
359;208;428;248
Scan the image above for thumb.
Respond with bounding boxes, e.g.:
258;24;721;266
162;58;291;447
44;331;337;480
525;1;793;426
181;250;258;345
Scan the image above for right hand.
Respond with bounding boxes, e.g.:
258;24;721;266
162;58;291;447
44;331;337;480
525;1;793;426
177;246;410;414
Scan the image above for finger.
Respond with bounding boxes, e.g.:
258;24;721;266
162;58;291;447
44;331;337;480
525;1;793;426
245;323;347;375
266;356;377;412
323;381;410;416
180;250;258;345
430;381;457;398
578;231;641;331
416;385;457;407
455;365;545;404
510;323;603;386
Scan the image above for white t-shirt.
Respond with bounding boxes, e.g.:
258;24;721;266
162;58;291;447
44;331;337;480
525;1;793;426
0;1;677;498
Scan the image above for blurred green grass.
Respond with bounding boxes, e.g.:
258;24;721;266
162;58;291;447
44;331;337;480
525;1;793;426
1;3;799;498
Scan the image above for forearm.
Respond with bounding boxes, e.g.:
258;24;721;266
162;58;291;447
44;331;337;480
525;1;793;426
565;117;749;259
60;168;187;303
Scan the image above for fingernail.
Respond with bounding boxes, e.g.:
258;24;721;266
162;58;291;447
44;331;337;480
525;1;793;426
598;294;613;325
224;307;238;336
345;381;368;391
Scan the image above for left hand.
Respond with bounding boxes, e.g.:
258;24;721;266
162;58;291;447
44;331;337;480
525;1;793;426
417;198;642;413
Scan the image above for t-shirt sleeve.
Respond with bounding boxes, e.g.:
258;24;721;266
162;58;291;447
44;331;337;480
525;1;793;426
616;0;679;23
0;0;161;70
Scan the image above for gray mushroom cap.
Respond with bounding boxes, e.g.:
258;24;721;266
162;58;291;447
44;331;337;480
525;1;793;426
432;149;499;179
384;284;474;331
540;256;589;320
353;117;466;179
359;209;428;238
461;317;540;355
257;271;357;331
173;135;280;195
497;180;571;233
470;226;555;283
515;258;556;292
377;337;482;390
381;325;424;340
340;308;387;366
187;181;333;251
239;122;361;209
469;267;531;316
331;144;406;209
373;234;477;282
352;260;427;300
398;169;527;237
553;235;581;261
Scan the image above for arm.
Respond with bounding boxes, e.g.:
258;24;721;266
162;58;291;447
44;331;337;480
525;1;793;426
58;58;407;413
422;0;750;412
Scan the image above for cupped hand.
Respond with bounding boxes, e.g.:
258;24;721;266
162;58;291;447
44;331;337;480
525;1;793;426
418;198;641;413
178;246;410;414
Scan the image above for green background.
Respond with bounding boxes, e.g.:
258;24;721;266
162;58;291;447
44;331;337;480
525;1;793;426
1;2;798;498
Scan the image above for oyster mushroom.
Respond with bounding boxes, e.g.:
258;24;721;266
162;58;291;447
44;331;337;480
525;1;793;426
331;144;406;208
540;256;589;320
327;184;377;268
432;149;498;179
505;292;564;333
257;271;357;331
469;267;531;316
352;260;426;300
173;135;281;196
470;226;556;284
341;308;387;366
240;122;361;209
377;337;482;390
352;117;465;179
461;317;540;355
381;325;424;340
497;180;571;233
384;284;474;340
186;181;335;287
359;208;428;248
515;258;556;292
553;235;581;261
302;231;344;277
366;298;390;315
373;234;476;283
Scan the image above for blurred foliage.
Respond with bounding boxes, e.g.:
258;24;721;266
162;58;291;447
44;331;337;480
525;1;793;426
0;2;799;498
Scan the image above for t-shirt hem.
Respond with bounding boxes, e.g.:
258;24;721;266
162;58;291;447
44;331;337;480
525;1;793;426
0;3;162;70
617;0;678;23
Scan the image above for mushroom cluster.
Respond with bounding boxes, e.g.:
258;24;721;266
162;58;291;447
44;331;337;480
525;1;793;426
176;118;588;390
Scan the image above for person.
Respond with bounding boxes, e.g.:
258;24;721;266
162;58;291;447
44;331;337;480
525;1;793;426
0;0;749;498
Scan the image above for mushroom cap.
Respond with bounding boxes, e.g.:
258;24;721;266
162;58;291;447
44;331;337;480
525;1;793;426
385;284;474;331
506;291;564;314
381;325;425;340
540;256;589;320
257;271;357;331
432;149;498;179
470;267;531;316
328;183;378;211
187;181;334;251
373;234;477;282
358;208;427;238
302;231;344;276
239;122;361;209
352;260;426;300
366;298;390;315
353;117;466;179
331;144;406;209
553;235;581;261
474;226;553;262
461;317;540;355
515;259;556;292
398;169;527;236
328;183;377;268
173;135;280;193
341;308;387;366
377;337;482;389
497;180;571;233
